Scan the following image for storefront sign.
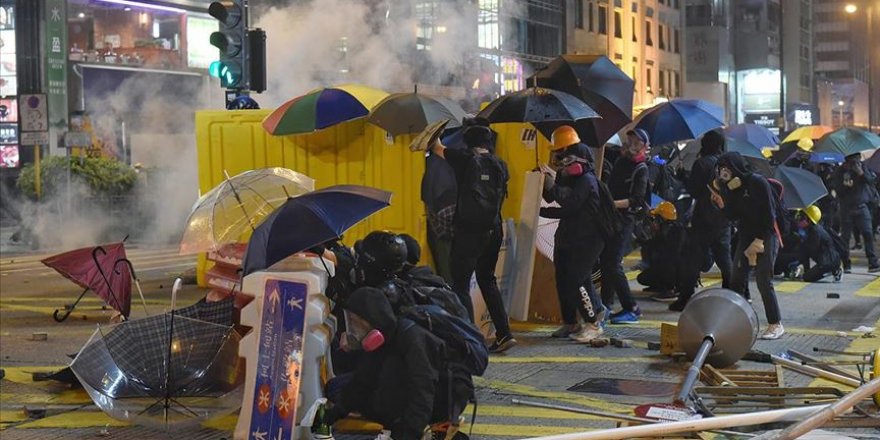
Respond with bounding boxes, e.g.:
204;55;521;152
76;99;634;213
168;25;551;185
19;94;48;132
44;0;68;147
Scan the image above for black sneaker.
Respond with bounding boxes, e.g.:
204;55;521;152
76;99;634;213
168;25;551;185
651;290;678;302
488;335;517;353
833;268;843;282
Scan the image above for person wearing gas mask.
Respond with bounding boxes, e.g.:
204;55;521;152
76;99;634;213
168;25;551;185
709;152;784;340
832;153;879;273
539;126;606;343
324;287;473;440
602;129;650;324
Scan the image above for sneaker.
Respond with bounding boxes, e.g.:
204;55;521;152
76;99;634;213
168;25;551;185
759;323;785;340
551;324;581;338
869;265;880;273
793;265;804;280
651;290;678;302
668;299;687;312
488;334;517;353
833;268;843;282
844;266;852;274
569;323;603;343
609;308;641;324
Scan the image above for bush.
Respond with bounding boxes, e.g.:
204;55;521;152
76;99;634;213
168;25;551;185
17;156;138;200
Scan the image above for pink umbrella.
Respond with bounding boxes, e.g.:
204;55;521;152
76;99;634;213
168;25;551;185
42;242;137;322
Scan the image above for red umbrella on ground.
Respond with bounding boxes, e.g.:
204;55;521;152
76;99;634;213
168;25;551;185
42;242;135;321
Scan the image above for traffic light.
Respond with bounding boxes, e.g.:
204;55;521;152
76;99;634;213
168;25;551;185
248;28;267;93
208;0;246;89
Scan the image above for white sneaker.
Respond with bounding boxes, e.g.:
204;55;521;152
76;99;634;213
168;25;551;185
759;323;785;340
569;323;603;343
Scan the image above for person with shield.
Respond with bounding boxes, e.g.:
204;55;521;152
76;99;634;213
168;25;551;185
539;126;607;343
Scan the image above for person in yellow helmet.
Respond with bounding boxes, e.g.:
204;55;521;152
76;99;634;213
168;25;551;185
540;125;606;343
781;206;844;282
636;201;688;298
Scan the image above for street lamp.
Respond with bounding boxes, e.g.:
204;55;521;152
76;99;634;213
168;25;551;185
838;100;846;127
845;4;858;14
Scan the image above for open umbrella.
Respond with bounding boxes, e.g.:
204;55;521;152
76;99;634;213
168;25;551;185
70;312;243;427
814;127;880;157
725;136;766;159
179;168;314;255
43;242;141;322
532;55;634;146
243;185;392;275
781;125;833;144
368;92;467;136
772;166;828;209
724;124;779;151
632;99;724;145
262;84;388;136
864;150;880;174
477;87;600;124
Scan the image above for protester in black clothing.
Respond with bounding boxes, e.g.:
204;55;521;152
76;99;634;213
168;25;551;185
711;152;784;340
793;206;843;282
428;125;516;353
325;287;473;440
540;125;606;343
602;129;649;324
670;129;732;311
833;154;879;272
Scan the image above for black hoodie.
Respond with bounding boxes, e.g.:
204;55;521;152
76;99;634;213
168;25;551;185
541;143;603;246
716;152;776;243
687;134;730;231
339;287;447;440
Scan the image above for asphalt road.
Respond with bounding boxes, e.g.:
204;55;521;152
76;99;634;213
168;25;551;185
1;244;879;439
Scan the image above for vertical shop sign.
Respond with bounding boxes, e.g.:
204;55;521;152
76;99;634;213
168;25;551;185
44;0;68;149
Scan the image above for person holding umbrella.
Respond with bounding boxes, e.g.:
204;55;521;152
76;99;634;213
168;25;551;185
422;123;516;353
540;126;606;342
602;129;650;324
832;153;879;273
709;152;784;340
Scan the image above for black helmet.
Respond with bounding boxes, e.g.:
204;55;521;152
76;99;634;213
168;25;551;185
354;231;407;285
227;95;260;110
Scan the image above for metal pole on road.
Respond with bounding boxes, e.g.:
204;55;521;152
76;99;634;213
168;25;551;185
774;377;880;440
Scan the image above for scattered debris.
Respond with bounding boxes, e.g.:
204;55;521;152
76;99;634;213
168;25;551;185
24;407;46;419
97;424;111;437
826;292;840;299
851;326;876;333
30;332;48;341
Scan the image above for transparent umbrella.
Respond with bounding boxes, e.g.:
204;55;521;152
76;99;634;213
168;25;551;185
179;167;314;255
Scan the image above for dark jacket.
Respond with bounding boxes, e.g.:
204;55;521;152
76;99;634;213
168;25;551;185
688;153;729;231
540;171;602;247
607;156;649;219
717;153;776;243
339;288;448;440
833;162;878;210
799;224;841;270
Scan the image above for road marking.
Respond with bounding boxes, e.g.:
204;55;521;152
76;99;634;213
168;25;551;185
14;411;129;429
0;247;187;268
776;281;809;294
808;318;880;390
474;377;634;414
855;277;880;297
0;256;195;275
470;423;594;437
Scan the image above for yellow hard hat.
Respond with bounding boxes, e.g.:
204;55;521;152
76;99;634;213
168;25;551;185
797;137;814;151
803;205;821;224
651;201;677;221
550;125;580;151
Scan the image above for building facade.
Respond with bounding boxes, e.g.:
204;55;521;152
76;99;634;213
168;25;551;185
565;0;685;111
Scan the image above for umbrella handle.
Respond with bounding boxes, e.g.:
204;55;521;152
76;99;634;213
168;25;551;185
114;258;148;317
92;246;125;320
53;286;90;322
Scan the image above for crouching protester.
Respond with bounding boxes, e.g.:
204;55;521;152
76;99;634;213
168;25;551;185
323;287;477;440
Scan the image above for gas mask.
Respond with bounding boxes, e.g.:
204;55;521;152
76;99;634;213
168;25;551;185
340;311;385;352
551;152;587;177
717;166;742;190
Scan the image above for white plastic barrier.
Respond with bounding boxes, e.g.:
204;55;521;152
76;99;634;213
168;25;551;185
235;255;336;440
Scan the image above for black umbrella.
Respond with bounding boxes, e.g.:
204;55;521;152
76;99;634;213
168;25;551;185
772;166;828;209
532;55;634;146
243;185;392;275
70;313;243;426
368;92;467;136
476;87;600;124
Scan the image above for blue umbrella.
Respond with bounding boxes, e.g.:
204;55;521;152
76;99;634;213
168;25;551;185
633;99;724;145
772;166;828;209
243;185;392;275
724;123;779;150
725;136;766;159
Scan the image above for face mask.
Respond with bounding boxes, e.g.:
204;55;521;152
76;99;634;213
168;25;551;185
797;219;810;230
341;311;385;352
718;167;733;182
726;177;742;190
562;162;585;177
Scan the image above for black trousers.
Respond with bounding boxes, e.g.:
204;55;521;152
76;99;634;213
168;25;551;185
803;263;838;282
731;233;781;325
449;226;511;338
841;204;878;268
678;226;732;303
554;241;605;325
599;220;637;311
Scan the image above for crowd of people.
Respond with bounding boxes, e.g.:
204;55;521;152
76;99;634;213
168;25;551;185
311;119;879;440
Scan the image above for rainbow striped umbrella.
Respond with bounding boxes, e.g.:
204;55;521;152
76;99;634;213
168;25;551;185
262;84;388;135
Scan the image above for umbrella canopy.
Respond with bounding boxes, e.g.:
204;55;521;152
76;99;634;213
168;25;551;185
781;125;833;144
725;136;766;159
724;123;779;150
477;87;600;124
179;168;314;255
368;93;467;136
42;243;132;318
813;127;880;157
262;84;389;135
773;166;828;209
243;185;392;275
632;99;724;145
532;55;634;146
70;313;243;426
864;149;880;174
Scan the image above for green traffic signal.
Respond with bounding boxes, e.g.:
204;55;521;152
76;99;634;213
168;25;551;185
209;61;241;87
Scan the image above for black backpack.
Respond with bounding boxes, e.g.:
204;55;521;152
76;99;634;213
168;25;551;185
402;304;489;376
455;154;509;230
594;180;625;239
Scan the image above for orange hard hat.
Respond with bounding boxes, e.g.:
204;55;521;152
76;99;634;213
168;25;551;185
550;125;581;151
651;201;678;221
